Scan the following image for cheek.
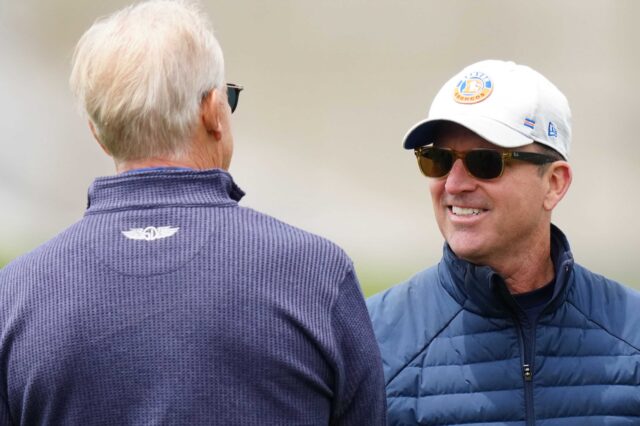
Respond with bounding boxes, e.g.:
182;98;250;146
428;179;443;201
429;180;447;223
499;179;546;220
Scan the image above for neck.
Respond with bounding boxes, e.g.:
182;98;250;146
490;234;555;294
116;158;196;174
499;255;555;295
115;138;229;174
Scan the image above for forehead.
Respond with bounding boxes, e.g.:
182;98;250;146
433;122;498;150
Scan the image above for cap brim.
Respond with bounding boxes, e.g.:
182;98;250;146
403;115;534;150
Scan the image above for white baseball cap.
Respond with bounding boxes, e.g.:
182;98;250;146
403;59;571;160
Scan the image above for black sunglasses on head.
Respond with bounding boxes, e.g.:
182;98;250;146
414;146;557;180
226;83;243;113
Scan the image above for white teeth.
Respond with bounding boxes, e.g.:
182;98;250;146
452;206;482;216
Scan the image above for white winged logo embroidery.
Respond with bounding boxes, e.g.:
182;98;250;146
122;226;179;241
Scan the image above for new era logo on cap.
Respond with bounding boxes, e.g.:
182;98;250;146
403;60;571;160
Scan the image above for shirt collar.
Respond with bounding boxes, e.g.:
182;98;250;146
85;168;245;214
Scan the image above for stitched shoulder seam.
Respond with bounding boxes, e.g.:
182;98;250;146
566;300;640;353
386;306;464;386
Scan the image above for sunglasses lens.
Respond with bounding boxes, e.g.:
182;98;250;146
226;85;240;113
417;148;505;179
465;150;503;179
418;148;453;177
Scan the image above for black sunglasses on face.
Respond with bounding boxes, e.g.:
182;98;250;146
226;83;243;113
414;146;557;180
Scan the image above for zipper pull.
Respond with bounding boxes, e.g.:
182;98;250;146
523;364;533;381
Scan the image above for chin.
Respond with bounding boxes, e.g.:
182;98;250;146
447;236;489;264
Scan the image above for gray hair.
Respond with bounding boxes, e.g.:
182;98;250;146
70;0;225;161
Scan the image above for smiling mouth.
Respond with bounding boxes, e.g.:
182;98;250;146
450;206;485;216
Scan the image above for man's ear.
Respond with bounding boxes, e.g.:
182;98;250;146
543;161;572;211
201;89;222;141
88;120;111;155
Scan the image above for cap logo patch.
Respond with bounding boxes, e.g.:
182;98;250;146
548;122;558;137
454;71;493;104
524;118;536;129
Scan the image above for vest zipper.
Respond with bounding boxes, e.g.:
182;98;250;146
523;363;533;381
515;315;537;426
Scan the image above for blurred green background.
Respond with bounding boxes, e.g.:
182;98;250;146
1;0;638;296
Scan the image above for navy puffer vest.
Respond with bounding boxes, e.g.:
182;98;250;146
367;226;640;425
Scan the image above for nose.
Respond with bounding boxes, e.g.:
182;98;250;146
444;159;477;194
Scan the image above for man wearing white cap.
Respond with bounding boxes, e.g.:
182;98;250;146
367;60;640;424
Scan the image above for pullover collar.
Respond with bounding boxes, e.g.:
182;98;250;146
439;224;575;318
85;169;245;215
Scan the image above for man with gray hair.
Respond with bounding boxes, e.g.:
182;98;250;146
0;1;386;424
367;60;640;424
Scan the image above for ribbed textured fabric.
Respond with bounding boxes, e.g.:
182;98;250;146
0;169;386;425
367;226;640;425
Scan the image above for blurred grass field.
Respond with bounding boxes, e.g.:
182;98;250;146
356;267;412;297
